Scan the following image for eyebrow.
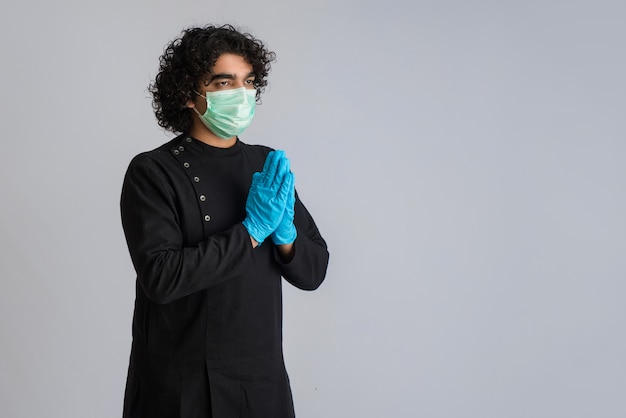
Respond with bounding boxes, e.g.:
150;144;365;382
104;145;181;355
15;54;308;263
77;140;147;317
209;72;256;82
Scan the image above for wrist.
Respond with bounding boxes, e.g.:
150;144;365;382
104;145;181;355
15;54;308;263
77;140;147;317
271;224;297;245
276;242;295;262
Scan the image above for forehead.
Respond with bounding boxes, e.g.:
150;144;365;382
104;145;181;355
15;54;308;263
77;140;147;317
211;53;253;75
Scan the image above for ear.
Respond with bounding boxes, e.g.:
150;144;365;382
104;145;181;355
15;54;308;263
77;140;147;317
185;100;195;109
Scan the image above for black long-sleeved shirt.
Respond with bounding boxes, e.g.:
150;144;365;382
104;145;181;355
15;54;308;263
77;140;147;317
120;134;329;418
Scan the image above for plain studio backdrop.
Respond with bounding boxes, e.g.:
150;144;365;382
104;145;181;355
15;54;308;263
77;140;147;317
1;1;624;417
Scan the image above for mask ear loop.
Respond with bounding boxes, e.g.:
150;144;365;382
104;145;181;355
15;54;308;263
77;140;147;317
193;90;211;111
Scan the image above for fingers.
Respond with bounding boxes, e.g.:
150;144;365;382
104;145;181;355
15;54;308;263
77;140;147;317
261;150;285;187
271;156;290;190
258;149;295;199
250;171;263;186
261;150;292;191
277;171;295;206
286;178;296;207
262;150;283;173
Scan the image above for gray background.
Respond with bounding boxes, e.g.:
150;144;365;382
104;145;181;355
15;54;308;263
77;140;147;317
1;0;625;417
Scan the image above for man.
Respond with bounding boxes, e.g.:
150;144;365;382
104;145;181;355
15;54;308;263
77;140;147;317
120;25;329;418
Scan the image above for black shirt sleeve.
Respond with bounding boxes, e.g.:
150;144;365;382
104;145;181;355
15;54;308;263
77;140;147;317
273;193;330;290
120;154;255;304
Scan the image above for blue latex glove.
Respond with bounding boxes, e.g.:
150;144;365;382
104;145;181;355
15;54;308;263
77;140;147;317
242;151;292;244
271;174;297;245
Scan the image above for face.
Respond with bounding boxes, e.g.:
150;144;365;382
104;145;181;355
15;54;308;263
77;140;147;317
188;53;256;114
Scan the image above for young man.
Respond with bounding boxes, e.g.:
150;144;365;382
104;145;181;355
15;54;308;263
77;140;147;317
120;25;329;418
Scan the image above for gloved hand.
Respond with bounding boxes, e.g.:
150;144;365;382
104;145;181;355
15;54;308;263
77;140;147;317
271;174;297;245
242;150;293;245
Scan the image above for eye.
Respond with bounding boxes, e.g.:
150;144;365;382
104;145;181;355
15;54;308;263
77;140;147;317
245;79;255;86
211;79;232;89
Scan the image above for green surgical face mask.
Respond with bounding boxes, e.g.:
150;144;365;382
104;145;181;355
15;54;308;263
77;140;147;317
193;87;257;139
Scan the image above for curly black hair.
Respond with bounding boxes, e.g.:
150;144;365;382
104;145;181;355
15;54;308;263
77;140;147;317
149;24;276;133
